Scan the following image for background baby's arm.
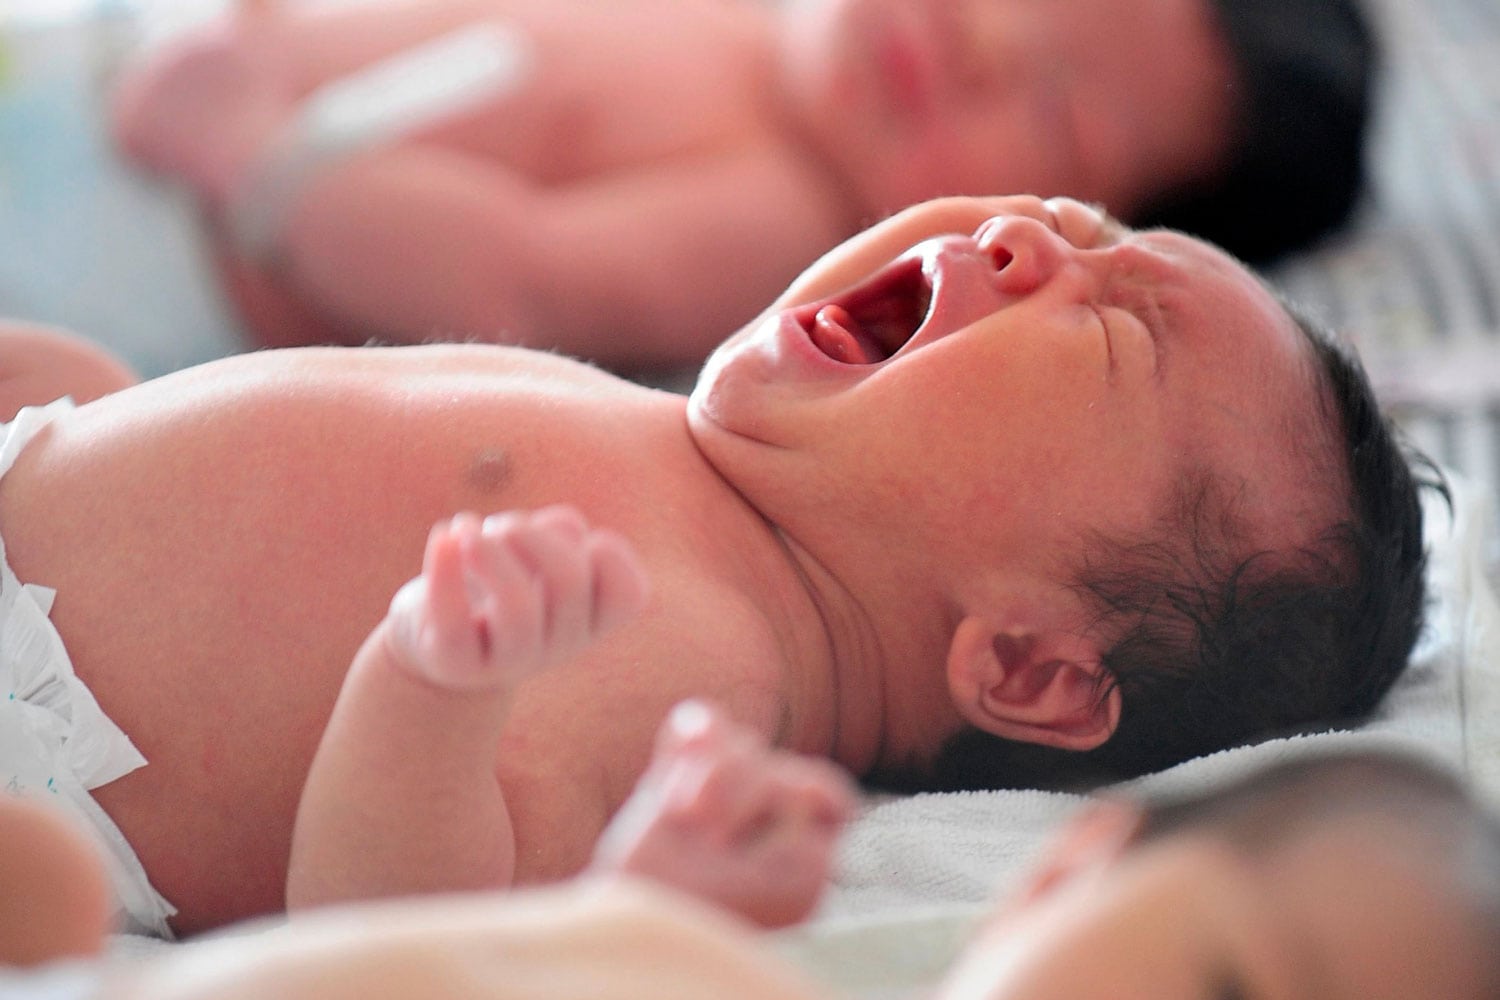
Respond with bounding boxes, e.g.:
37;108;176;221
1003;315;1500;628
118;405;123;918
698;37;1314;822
286;506;648;911
225;143;845;369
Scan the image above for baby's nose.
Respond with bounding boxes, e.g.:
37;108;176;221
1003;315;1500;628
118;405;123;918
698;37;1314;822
974;215;1068;296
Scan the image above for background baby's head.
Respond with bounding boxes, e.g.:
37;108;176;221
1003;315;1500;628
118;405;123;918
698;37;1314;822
942;748;1500;1000
1137;748;1500;997
778;0;1377;265
1141;0;1378;262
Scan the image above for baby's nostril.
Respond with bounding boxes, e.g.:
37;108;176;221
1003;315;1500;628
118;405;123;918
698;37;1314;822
987;246;1015;271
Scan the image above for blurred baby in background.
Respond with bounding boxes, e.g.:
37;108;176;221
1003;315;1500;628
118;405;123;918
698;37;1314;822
111;0;1376;372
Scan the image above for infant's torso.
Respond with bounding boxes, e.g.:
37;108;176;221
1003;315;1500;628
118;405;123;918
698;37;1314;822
0;345;790;932
419;0;777;180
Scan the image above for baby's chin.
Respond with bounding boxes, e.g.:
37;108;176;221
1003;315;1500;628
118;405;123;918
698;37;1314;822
686;330;753;415
682;353;761;460
683;368;720;433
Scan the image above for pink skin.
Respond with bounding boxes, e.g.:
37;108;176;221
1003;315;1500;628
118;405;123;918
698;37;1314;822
388;511;855;927
288;505;650;909
106;0;1235;371
382;505;649;690
0;322;140;421
0;796;112;967
777;0;1236;221
295;507;852;928
591;699;857;929
110;19;292;205
111;0;1233;238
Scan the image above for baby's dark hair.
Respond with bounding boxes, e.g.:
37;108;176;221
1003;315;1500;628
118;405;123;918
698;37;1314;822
1138;0;1378;263
1133;748;1494;855
888;305;1443;795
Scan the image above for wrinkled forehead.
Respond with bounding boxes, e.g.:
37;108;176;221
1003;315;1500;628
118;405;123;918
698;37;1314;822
1151;229;1347;540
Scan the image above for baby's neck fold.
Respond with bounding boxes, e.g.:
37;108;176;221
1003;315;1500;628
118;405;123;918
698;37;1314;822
760;522;889;777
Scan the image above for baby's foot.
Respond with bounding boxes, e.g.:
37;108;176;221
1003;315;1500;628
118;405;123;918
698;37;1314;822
381;506;649;692
591;700;857;928
110;23;292;203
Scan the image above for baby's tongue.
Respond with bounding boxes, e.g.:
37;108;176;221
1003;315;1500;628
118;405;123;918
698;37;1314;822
809;304;880;364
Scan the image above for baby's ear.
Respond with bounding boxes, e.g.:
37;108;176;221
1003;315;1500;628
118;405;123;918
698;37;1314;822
945;616;1120;752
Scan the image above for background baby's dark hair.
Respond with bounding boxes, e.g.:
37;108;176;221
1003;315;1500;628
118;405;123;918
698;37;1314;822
1137;746;1500;986
1133;748;1486;849
1138;0;1379;264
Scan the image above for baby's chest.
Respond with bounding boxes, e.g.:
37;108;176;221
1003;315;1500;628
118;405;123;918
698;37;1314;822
492;590;788;882
500;21;767;177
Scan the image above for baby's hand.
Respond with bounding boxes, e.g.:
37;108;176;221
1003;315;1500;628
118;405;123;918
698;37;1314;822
383;505;649;691
591;700;857;928
110;23;290;204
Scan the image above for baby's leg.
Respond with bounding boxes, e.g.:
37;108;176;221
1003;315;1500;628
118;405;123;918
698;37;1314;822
0;322;139;421
0;795;112;966
591;700;857;929
288;506;648;911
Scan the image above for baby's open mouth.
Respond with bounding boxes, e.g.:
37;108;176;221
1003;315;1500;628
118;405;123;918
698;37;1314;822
796;257;934;365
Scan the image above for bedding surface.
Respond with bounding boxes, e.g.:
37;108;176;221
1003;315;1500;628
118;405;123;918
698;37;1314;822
1270;0;1500;513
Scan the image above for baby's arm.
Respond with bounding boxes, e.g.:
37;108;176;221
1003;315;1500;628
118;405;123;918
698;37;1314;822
287;505;648;911
591;700;857;929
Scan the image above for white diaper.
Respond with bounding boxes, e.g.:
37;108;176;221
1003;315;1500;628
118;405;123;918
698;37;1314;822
0;400;177;939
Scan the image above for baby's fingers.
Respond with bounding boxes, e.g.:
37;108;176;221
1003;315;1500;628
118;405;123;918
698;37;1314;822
494;507;594;648
418;517;483;648
385;514;498;680
462;515;548;665
492;506;647;648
